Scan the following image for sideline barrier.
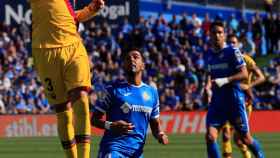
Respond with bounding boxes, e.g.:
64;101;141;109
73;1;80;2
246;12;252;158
0;111;280;137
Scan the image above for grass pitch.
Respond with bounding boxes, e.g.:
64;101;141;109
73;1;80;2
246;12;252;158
0;133;279;158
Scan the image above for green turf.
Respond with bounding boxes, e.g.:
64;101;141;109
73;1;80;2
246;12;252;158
0;133;279;158
255;54;279;67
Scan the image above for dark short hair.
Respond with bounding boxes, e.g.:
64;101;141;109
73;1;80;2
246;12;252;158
122;47;144;60
227;34;239;41
210;20;224;31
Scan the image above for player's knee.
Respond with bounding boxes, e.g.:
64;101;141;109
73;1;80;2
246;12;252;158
233;133;243;146
240;133;253;145
205;132;217;143
54;102;71;113
222;130;231;142
68;87;89;103
69;88;90;118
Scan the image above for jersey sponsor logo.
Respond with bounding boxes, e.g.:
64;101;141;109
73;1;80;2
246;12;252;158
218;53;224;58
209;63;229;70
120;102;152;114
120;102;130;114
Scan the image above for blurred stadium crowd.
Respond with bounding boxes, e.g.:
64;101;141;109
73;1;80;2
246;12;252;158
0;11;279;114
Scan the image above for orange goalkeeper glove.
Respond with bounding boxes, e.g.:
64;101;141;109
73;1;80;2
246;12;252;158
75;0;105;22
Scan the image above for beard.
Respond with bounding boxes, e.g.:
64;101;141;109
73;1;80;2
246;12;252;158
125;66;137;76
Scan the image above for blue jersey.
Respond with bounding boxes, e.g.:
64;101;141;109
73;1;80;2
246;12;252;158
206;46;250;133
93;81;160;156
206;46;246;109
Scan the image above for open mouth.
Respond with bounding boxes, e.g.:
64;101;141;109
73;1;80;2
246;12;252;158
131;64;137;72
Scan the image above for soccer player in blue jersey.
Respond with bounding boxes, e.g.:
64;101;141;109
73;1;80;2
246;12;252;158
205;21;265;158
91;49;169;158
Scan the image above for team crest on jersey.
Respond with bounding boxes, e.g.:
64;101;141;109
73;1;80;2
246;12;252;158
142;92;150;101
235;50;243;63
120;102;130;113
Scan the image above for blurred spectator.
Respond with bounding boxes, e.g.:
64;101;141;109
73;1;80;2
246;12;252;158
15;98;28;114
161;88;181;111
272;86;280;109
201;13;211;34
240;33;256;56
162;0;172;10
270;13;279;54
238;16;249;33
228;14;239;32
252;12;264;55
0;95;6;114
26;98;38;114
264;0;273;13
37;93;51;114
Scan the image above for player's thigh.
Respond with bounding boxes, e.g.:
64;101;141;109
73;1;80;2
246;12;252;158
98;150;127;158
63;41;91;92
32;48;68;105
206;126;219;141
222;122;232;137
222;121;232;130
229;108;249;136
206;107;226;129
246;104;253;119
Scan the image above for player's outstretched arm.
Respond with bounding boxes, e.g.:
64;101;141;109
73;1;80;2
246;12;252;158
91;111;134;134
250;64;265;88
91;111;106;129
150;118;169;145
228;65;248;82
240;64;265;101
213;66;248;87
75;0;105;22
203;75;212;104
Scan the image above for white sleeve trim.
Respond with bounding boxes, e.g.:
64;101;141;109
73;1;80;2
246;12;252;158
151;114;160;119
94;106;106;113
236;63;246;69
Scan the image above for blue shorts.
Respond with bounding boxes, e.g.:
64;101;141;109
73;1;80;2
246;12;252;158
206;104;249;135
98;150;144;158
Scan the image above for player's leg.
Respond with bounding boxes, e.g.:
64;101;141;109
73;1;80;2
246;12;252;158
231;109;264;158
236;132;264;158
55;102;78;158
206;126;221;158
68;88;91;158
98;150;127;158
206;107;224;158
234;104;253;158
64;42;91;158
233;132;251;158
32;48;78;158
221;123;233;158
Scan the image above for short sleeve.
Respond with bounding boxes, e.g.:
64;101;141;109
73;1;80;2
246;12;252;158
232;48;246;69
151;88;160;119
243;55;256;70
93;86;113;114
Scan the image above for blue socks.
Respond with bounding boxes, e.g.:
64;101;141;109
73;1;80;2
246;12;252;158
247;138;265;158
207;141;221;158
207;138;264;158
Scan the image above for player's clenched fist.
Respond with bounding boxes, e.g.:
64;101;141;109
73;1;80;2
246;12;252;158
109;120;135;134
89;0;105;12
157;132;169;145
